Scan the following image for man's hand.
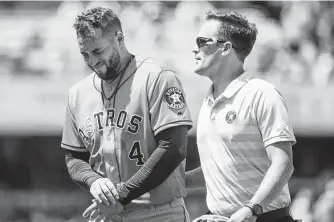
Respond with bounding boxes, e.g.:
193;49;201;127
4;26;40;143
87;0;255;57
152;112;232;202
192;214;229;222
90;178;119;206
227;207;256;222
83;200;124;222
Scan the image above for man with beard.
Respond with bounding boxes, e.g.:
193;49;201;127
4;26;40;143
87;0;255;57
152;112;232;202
187;11;298;222
61;7;192;222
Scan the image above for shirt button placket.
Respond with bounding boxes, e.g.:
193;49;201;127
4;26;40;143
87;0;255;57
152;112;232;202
209;101;216;121
211;113;216;120
104;127;114;160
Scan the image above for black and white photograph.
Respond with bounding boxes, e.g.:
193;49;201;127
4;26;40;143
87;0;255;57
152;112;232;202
0;1;334;222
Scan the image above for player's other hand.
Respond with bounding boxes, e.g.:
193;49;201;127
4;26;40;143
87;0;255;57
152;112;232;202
82;200;124;221
192;214;229;222
90;178;119;206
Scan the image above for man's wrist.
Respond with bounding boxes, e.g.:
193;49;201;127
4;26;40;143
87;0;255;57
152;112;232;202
86;175;104;188
116;183;131;206
244;202;263;217
243;205;252;212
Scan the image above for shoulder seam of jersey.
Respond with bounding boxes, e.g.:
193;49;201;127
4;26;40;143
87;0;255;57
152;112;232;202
114;56;149;95
147;70;165;103
135;56;151;64
67;100;78;122
147;69;178;105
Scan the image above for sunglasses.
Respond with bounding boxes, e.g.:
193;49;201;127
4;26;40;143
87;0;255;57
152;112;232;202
196;37;226;48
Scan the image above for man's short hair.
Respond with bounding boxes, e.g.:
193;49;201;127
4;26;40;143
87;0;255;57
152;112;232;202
205;11;258;61
73;7;122;40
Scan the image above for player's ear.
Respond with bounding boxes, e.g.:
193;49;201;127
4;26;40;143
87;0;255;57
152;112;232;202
221;41;232;56
116;31;124;45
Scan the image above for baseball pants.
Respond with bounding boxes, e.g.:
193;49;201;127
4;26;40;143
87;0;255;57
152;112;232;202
106;198;190;222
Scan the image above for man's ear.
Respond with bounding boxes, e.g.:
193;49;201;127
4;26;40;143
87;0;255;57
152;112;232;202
221;41;232;56
116;31;124;44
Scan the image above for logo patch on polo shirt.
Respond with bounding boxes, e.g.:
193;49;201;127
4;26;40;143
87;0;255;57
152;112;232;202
226;110;237;124
165;87;185;110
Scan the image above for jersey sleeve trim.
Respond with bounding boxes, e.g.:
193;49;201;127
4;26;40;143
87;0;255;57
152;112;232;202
263;136;297;148
154;120;193;136
61;143;88;152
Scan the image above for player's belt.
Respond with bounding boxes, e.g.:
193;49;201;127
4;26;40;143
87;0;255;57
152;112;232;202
256;207;291;222
124;198;185;212
206;207;299;222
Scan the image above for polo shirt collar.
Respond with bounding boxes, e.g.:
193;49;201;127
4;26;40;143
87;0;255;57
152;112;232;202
206;71;253;103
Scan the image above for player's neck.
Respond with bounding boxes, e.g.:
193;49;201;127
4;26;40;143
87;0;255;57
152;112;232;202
118;52;132;76
211;66;244;99
101;52;132;99
104;52;132;85
212;82;228;100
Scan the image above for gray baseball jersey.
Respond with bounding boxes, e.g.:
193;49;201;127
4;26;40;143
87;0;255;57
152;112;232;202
61;56;193;205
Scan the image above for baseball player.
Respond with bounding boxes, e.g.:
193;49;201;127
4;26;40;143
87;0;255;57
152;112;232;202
61;7;192;222
187;11;298;222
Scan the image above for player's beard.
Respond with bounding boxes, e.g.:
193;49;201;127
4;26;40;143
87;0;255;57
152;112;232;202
105;51;121;81
90;51;121;82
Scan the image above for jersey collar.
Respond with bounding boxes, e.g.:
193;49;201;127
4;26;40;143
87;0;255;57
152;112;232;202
206;71;253;103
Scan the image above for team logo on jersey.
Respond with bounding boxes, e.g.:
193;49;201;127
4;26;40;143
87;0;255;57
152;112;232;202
226;110;237;124
78;117;95;147
165;87;185;110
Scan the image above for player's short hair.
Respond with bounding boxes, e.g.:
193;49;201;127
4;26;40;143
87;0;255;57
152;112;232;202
73;7;122;41
205;11;258;61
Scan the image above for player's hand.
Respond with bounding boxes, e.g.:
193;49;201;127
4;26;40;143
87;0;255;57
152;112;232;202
83;200;106;222
192;214;229;222
227;207;256;222
90;178;119;206
83;200;124;222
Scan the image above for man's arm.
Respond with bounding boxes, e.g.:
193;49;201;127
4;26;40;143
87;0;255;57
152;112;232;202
117;125;188;206
64;149;119;205
185;167;207;197
227;141;293;222
64;150;99;190
186;167;205;189
249;141;294;207
251;86;296;207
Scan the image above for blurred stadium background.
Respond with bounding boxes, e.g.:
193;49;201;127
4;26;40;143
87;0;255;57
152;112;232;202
1;1;334;221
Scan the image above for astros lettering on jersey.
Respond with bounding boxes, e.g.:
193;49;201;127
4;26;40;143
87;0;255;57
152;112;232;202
61;56;193;205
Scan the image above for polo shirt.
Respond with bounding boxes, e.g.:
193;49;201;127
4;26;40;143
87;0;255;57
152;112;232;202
196;71;296;217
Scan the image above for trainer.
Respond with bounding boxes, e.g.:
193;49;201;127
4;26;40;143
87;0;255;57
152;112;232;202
187;11;297;222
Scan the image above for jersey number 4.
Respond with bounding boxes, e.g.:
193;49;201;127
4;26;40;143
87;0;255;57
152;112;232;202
128;141;144;166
